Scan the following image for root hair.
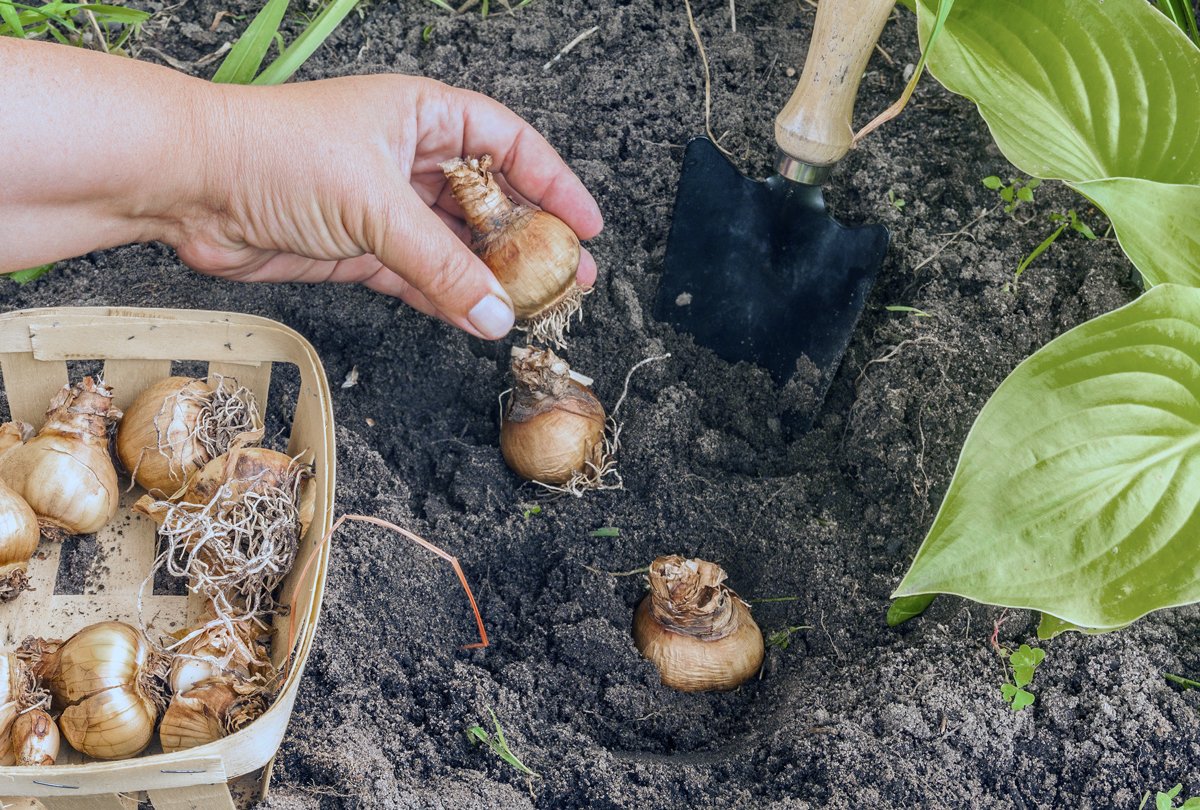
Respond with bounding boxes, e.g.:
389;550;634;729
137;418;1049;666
521;285;590;349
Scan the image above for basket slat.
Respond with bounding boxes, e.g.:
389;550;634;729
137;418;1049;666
38;793;136;809
0;352;67;424
5;538;62;648
100;359;173;414
148;781;236;810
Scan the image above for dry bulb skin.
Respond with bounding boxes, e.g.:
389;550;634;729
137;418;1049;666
135;447;314;634
500;347;616;492
632;556;764;692
0;653;47;738
0;421;33;457
0;653;53;767
0;377;122;537
117;375;264;495
169;615;270;696
10;708;59;765
0;477;41;602
441;155;586;347
19;621;169;760
160;676;268;753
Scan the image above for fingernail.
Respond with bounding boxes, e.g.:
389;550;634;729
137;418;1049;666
468;295;515;339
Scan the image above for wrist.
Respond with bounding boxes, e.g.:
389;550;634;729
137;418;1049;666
129;77;247;251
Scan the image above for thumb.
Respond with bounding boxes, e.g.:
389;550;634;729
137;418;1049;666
375;197;515;340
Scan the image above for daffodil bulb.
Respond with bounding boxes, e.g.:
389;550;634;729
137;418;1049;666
632;556;764;692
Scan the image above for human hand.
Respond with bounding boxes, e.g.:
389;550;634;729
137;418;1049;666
174;74;603;340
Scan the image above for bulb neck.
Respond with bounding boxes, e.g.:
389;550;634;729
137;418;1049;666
441;156;519;239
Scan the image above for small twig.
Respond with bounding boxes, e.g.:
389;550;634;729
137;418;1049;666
194;41;233;67
819;610;843;660
911;206;997;274
683;0;732;157
854;335;940;390
542;25;599;71
138;46;199;71
82;6;109;51
611;353;670;420
283;514;489;681
989;609;1010;654
208;9;231;31
729;0;736;32
582;564;649;578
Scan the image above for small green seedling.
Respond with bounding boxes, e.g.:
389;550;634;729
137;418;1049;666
765;625;811;650
466;708;539;778
521;504;542;520
0;0;149;52
887;189;906;210
885;305;932;318
1164;672;1200;690
590;527;619;537
1013;208;1097;284
982;175;1041;215
999;643;1045;711
1139;783;1200;810
211;0;359;86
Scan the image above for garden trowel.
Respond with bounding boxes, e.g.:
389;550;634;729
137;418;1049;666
656;0;895;389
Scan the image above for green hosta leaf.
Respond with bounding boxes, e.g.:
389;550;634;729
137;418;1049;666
886;593;936;626
894;285;1200;629
1036;612;1128;640
914;0;1200;287
1074;179;1200;287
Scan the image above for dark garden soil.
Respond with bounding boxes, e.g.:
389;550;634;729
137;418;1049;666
7;0;1200;807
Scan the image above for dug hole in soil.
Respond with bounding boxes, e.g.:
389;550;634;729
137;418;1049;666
7;0;1198;807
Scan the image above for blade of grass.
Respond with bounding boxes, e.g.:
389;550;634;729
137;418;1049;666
424;0;454;10
251;0;358;85
212;0;289;84
1014;221;1069;281
4;264;55;284
853;0;957;144
1156;0;1200;44
77;4;149;24
0;0;28;37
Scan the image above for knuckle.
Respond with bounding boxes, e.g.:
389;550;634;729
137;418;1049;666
422;250;475;304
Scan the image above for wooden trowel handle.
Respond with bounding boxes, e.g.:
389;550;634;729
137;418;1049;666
775;0;895;177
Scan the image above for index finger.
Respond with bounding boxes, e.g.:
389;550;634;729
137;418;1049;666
454;89;604;240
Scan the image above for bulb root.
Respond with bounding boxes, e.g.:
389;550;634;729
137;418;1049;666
519;284;589;349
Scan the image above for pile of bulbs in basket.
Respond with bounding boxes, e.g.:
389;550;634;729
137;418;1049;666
0;373;312;764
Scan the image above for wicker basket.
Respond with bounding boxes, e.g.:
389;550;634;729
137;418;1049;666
0;307;335;809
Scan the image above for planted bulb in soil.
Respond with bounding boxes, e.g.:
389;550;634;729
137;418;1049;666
633;555;764;692
501;346;607;487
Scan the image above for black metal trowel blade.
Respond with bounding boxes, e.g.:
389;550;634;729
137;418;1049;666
655;137;889;388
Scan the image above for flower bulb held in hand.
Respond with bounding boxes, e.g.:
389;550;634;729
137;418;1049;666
442;155;585;347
